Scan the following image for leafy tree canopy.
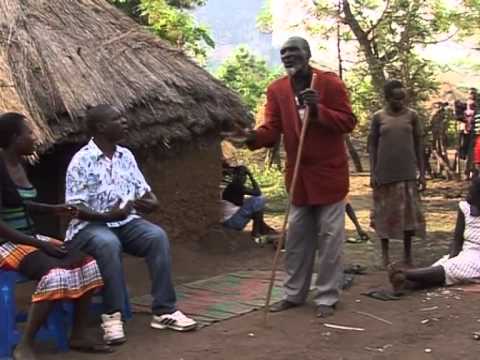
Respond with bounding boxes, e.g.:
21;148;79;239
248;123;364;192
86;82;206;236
109;0;214;62
304;0;467;127
256;0;273;33
216;46;282;114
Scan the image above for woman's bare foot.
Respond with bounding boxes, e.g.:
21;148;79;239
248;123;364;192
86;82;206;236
13;343;37;360
387;264;407;295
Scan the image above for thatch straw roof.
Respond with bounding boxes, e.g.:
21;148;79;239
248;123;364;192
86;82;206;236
0;0;251;153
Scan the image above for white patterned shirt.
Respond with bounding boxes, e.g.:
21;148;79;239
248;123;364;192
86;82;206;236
65;139;151;241
459;201;480;251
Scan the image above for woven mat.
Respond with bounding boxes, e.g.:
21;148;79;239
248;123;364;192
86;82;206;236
130;270;288;327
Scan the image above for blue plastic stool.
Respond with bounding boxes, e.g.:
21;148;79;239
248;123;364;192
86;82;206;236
63;277;133;322
0;270;69;359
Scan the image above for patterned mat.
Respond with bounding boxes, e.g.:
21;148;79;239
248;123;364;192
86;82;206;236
130;270;288;327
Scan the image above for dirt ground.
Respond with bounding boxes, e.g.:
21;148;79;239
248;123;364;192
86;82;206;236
30;175;480;360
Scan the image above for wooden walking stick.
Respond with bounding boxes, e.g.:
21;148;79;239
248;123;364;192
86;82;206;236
263;72;317;325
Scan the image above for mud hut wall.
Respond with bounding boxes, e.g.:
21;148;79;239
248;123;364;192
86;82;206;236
27;137;222;242
137;136;223;243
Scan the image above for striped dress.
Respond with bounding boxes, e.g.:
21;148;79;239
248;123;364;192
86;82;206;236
0;187;103;302
434;201;480;285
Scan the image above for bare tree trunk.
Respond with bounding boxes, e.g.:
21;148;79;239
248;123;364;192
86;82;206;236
336;2;362;173
336;1;344;79
342;0;386;98
346;136;363;172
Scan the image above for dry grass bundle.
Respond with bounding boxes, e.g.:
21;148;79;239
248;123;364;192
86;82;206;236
0;0;251;153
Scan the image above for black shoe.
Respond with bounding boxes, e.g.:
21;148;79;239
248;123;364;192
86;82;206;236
316;304;335;318
269;300;299;313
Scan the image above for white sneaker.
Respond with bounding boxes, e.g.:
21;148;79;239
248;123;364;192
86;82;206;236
101;312;126;345
151;310;197;331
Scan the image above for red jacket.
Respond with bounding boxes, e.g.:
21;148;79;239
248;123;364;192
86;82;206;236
251;68;356;206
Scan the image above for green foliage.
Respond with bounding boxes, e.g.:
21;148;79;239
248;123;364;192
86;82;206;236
256;0;273;33
231;149;287;210
165;0;206;9
216;46;282;114
249;164;287;211
109;0;214;62
345;67;378;131
308;0;460;128
455;0;480;39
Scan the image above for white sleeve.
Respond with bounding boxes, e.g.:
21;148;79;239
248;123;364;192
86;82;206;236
65;154;89;205
126;150;151;198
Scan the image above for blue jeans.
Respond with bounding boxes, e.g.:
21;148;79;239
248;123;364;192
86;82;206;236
223;195;266;230
68;218;176;315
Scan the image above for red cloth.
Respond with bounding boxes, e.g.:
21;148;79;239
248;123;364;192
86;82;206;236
251;68;356;206
475;136;480;165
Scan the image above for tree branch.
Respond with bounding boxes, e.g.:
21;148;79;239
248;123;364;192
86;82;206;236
365;0;391;37
413;30;459;45
342;0;386;91
342;0;369;49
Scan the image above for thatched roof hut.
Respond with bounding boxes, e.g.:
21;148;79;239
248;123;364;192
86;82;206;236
0;0;251;153
0;0;252;242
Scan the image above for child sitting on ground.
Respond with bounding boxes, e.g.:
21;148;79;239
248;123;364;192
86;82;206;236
221;161;277;242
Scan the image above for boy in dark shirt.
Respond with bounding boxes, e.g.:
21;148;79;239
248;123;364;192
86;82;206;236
221;162;276;240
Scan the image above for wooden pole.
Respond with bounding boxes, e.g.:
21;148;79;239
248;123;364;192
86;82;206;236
263;72;317;325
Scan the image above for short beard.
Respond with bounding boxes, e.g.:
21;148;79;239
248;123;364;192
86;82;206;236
285;63;309;77
285;67;298;77
286;64;307;77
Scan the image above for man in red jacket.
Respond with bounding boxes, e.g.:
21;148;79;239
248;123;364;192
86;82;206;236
243;37;356;317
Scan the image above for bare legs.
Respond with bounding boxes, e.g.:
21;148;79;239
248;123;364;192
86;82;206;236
13;291;102;360
13;302;55;360
69;291;94;344
251;211;277;238
381;238;390;268
381;231;414;268
389;265;446;294
403;231;413;266
251;211;264;238
345;203;369;240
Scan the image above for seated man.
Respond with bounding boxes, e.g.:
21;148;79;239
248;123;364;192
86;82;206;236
65;104;196;345
221;161;276;241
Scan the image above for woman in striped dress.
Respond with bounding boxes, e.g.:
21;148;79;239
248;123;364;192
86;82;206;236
389;177;480;293
0;113;111;359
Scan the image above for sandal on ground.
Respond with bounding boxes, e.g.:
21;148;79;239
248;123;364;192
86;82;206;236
361;289;401;301
346;232;370;244
344;264;367;275
358;232;370;241
70;338;114;353
346;237;363;244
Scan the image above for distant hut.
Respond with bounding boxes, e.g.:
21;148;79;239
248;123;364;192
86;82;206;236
0;0;251;241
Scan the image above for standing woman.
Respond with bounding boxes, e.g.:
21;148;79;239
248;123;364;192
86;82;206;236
369;80;426;268
0;112;111;359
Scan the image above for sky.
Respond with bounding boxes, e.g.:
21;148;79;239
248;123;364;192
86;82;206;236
191;0;479;87
270;0;480;87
